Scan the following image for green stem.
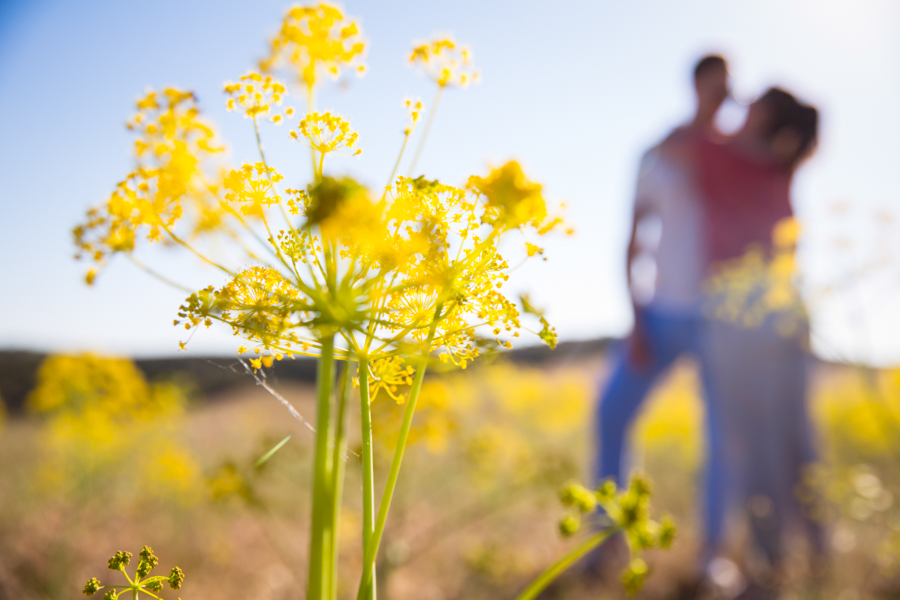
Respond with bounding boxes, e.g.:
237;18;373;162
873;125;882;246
357;303;443;600
358;358;376;600
308;336;336;600
407;86;443;177
384;133;410;193
308;84;318;181
253;117;267;165
328;361;352;600
514;528;619;600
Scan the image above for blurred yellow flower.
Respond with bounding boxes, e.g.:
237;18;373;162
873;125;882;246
224;72;293;123
28;354;201;503
468;161;561;234
403;97;424;134
632;363;704;474
409;37;479;88
704;217;805;335
260;3;366;90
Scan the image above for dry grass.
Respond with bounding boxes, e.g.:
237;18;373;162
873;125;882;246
2;357;900;600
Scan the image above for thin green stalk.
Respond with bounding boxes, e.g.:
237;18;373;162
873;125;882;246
308;336;336;600
514;528;619;600
358;358;376;600
407;86;443;177
126;254;192;293
253;117;267;165
328;361;352;600
357;303;443;600
384;132;410;194
308;84;318;181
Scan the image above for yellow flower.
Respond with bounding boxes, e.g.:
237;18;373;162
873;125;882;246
467;161;556;232
74;6;564;373
276;226;316;263
403;96;424;134
554;475;673;595
260;3;366;90
704;217;805;334
292;111;361;156
222;163;284;217
409;37;479;88
180;266;311;353
305;176;382;245
366;356;415;403
28;354;154;417
128;88;222;164
772;216;801;250
382;176;516;364
224;72;292;123
28;354;199;503
74;88;222;271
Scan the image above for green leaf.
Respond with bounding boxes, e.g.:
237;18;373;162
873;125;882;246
255;435;292;468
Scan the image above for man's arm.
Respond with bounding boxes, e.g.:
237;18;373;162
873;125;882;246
626;204;653;368
626;204;653;302
626;149;659;368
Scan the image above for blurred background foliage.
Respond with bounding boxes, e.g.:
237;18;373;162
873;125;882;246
2;351;900;599
25;354;201;504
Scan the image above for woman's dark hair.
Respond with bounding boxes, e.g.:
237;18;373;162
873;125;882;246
784;103;819;167
756;87;797;138
757;87;819;169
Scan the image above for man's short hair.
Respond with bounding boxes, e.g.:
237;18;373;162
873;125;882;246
694;55;727;81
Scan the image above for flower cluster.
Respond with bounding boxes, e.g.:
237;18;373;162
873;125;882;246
28;354;200;503
83;546;184;600
168;164;561;376
73;88;223;279
293;112;361;157
366;356;416;403
409;37;479;88
558;476;675;595
222;163;285;218
224;72;293;123
73;5;571;600
520;294;558;349
259;3;366;89
403;97;424;135
467;161;561;233
704;217;806;336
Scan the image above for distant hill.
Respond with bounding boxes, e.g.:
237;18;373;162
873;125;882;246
0;338;611;415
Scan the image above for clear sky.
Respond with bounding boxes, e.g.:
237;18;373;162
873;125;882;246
1;0;899;364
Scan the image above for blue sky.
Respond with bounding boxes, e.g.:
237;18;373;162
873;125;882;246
1;0;899;364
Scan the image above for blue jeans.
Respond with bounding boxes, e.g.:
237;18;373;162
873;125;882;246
595;306;727;549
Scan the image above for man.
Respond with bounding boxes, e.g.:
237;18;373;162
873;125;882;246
595;55;729;548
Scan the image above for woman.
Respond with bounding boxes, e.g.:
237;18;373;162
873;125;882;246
696;89;822;576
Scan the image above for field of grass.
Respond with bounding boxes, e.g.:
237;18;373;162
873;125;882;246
2;352;900;600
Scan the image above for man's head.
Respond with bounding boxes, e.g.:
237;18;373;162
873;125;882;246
693;55;729;116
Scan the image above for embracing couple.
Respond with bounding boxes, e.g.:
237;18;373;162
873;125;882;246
596;55;821;585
